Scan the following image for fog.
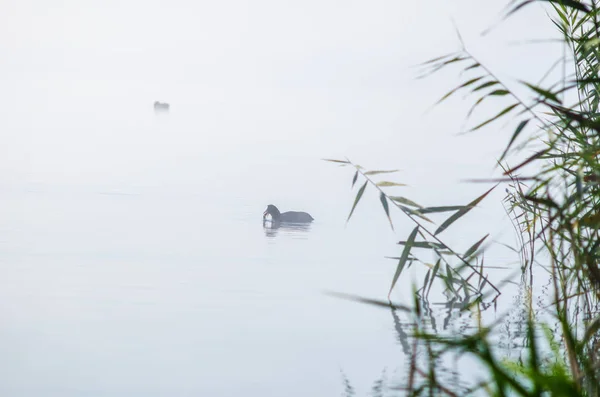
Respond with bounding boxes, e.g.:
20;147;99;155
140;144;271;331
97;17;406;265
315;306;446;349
1;0;558;187
0;1;563;396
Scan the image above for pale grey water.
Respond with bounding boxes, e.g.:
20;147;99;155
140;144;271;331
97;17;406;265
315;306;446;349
0;1;563;395
0;107;531;396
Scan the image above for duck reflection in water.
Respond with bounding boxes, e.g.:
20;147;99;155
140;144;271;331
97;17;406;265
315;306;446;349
262;204;313;237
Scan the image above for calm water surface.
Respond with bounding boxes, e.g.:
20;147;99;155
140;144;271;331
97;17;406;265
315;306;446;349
0;1;560;393
0;177;412;396
0;124;533;396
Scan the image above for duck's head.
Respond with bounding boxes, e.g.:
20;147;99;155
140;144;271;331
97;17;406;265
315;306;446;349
263;204;281;220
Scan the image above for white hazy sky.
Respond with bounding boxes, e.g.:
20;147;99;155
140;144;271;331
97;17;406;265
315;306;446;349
0;3;570;395
0;0;561;190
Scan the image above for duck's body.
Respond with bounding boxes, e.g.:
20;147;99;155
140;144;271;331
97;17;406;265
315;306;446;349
263;204;313;223
277;210;314;223
154;101;170;111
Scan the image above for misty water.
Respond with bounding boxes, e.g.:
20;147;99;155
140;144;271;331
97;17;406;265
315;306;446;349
0;1;563;396
0;103;545;396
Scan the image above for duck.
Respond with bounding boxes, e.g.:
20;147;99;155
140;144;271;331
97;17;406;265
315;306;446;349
153;101;170;111
263;204;314;223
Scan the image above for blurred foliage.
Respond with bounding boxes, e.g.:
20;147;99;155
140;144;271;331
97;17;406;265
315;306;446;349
329;0;600;395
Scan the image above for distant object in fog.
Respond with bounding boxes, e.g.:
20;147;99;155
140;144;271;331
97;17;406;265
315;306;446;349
154;101;170;112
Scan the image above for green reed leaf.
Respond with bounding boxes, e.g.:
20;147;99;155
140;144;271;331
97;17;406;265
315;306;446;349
389;196;423;208
465;62;480;71
428;259;441;296
377;181;407;187
389;226;419;298
418;206;469;214
347;181;368;222
500;119;531;162
364;170;400;176
397;241;447;250
464;234;490;259
422;270;431;295
435;185;497;235
436;77;485;104
398;205;433;223
380;192;394;230
507;0;589;18
523;81;562;103
471;103;519;131
473;81;499;91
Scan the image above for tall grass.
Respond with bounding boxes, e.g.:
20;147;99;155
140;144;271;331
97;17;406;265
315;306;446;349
329;0;600;395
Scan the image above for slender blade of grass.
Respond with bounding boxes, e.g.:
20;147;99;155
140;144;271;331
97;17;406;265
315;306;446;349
347;181;368;222
399;205;434;223
499;119;531;162
502;148;551;175
418;206;469;214
389;196;423;208
419;53;456;65
544;0;589;12
377;181;407;187
470;103;519;131
444;264;458;297
428;259;441;296
434;185;497;235
323;291;410;312
436;77;485;104
397;241;447;250
523;81;562;103
472;81;499;91
507;0;589;17
422;270;431;296
364;170;400;175
465;62;480;70
464;234;490;258
389;226;419;298
380;192;394;230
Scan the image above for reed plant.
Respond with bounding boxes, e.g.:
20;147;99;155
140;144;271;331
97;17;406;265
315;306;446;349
330;1;600;395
